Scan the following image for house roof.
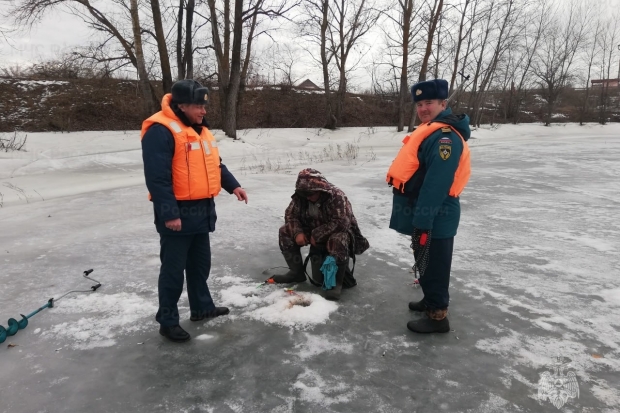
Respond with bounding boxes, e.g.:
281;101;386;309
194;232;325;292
591;78;619;84
297;79;321;90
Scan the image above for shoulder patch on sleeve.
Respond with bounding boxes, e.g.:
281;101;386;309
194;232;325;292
441;126;452;133
439;144;452;160
438;137;452;145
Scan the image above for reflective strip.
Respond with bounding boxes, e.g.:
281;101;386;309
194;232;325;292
190;141;200;150
203;142;211;155
169;121;182;133
210;140;218;148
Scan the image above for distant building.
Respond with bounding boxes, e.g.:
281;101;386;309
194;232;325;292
591;78;619;88
297;79;321;90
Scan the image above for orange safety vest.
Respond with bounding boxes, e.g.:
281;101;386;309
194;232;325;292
386;122;471;196
140;94;222;200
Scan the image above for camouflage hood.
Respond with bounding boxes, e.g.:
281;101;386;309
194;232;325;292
295;168;334;194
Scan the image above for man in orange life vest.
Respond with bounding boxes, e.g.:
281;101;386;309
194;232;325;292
141;79;248;343
386;78;471;334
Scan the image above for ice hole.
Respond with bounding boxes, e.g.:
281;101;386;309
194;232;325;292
287;296;312;308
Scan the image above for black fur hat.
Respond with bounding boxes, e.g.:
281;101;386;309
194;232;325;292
411;79;449;102
171;79;209;104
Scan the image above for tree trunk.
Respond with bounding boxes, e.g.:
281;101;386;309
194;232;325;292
130;0;156;115
418;0;443;82
222;0;244;139
449;0;470;93
151;0;173;92
184;0;195;79
334;70;346;125
397;0;413;132
321;0;336;129
408;0;443;132
177;0;185;80
237;11;258;129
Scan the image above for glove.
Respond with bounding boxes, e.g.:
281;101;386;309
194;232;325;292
410;228;431;252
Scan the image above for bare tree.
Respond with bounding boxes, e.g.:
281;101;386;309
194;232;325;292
263;42;306;86
447;0;474;93
176;0;198;80
9;0;160;106
577;15;603;125
407;0;444;131
150;0;173;92
532;0;589;126
470;0;525;126
378;0;422;131
504;0;548;123
184;0;195;79
207;0;295;139
130;0;156;114
176;0;185;79
595;14;620;124
300;0;337;128
0;23;12;44
328;0;380;127
396;0;415;131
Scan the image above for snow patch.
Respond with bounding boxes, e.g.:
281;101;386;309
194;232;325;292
247;290;338;329
42;292;157;349
294;333;354;360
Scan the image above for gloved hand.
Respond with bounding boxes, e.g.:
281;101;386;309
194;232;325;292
410;228;431;252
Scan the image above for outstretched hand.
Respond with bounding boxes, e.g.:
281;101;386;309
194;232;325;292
233;187;248;204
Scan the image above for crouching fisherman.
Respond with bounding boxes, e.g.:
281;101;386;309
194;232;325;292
267;168;369;300
387;78;471;334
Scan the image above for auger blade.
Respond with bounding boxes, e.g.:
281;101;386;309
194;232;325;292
17;315;28;329
6;318;19;336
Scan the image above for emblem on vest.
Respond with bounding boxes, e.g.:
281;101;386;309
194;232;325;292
439;144;451;160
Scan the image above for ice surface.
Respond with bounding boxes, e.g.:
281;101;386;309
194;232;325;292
0;123;619;412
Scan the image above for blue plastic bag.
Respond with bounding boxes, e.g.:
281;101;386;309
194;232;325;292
320;256;337;290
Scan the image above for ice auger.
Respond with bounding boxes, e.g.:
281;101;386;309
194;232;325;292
0;269;101;344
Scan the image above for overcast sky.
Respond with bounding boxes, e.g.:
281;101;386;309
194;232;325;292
0;5;359;89
0;8;93;68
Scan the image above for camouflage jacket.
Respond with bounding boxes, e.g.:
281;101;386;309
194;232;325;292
285;168;369;254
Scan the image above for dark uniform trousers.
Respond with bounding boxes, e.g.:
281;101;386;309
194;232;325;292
156;233;216;326
416;237;454;311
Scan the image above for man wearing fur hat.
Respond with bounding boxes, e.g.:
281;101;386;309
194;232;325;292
268;168;369;301
387;79;471;333
141;79;248;342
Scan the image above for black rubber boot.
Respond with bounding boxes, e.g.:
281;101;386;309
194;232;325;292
408;300;426;312
159;325;191;342
190;307;230;321
270;249;306;283
406;317;450;334
324;262;346;301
